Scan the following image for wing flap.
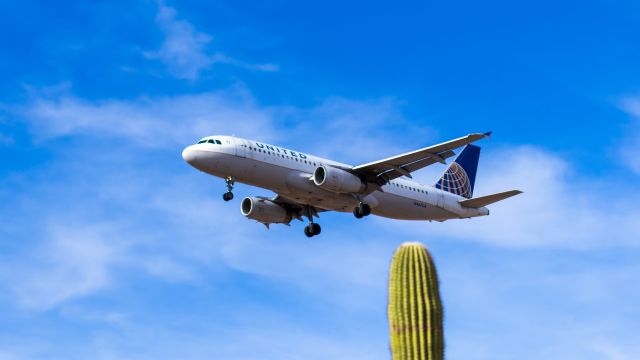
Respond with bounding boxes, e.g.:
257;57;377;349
352;132;490;180
458;190;522;209
377;150;456;181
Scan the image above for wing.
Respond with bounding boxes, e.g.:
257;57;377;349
352;132;491;183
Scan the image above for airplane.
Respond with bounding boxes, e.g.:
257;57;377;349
181;132;522;237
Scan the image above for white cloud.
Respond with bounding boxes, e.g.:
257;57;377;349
220;232;393;310
16;87;640;252
19;87;425;159
386;145;640;249
144;3;213;79
0;174;242;310
439;251;640;360
4;223;118;310
4;87;640;359
287;97;435;164
144;3;277;79
21;86;280;146
7;87;424;310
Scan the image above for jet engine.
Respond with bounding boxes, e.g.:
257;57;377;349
241;197;292;225
313;165;365;193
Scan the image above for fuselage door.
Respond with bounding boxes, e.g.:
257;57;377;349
436;191;445;208
233;137;247;158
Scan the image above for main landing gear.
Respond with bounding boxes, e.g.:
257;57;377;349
304;223;321;238
353;202;371;219
303;206;321;238
223;176;235;201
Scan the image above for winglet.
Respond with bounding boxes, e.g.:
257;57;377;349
483;131;492;139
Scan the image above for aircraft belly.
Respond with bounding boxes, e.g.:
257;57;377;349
198;154;457;220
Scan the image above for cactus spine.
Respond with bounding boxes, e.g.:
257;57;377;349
388;242;444;360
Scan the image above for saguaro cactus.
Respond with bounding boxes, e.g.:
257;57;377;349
388;242;444;360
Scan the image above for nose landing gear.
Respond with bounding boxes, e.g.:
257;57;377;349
353;202;371;218
223;176;235;201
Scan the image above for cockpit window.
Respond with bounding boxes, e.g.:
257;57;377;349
197;138;222;145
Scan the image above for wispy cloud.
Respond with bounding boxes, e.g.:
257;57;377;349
4;87;431;312
285;97;436;164
439;248;640;360
20;86;280;146
15;87;640;252
3;223;119;310
389;145;640;249
17;86;419;157
144;2;278;79
5;84;640;359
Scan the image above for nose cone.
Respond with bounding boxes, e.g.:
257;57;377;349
182;146;199;166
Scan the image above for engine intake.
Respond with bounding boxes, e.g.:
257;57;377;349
241;197;292;224
313;165;365;193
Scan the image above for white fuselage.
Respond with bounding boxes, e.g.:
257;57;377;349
182;135;489;221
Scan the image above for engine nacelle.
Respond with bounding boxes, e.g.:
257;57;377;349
241;197;292;224
313;165;365;193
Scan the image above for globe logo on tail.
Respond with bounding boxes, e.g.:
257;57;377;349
437;162;472;198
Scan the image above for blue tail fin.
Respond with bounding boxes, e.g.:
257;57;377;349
435;144;480;199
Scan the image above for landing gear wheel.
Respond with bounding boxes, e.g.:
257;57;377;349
353;202;371;218
223;176;235;202
311;223;321;235
304;225;314;238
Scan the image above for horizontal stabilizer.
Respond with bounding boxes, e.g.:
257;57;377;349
458;190;522;208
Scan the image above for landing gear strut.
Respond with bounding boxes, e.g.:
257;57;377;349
303;206;321;237
223;176;235;201
353;202;371;219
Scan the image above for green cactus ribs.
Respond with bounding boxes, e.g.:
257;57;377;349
388;242;444;360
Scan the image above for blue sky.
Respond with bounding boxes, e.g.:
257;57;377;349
1;0;640;359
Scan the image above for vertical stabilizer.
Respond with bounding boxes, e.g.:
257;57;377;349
435;144;480;199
